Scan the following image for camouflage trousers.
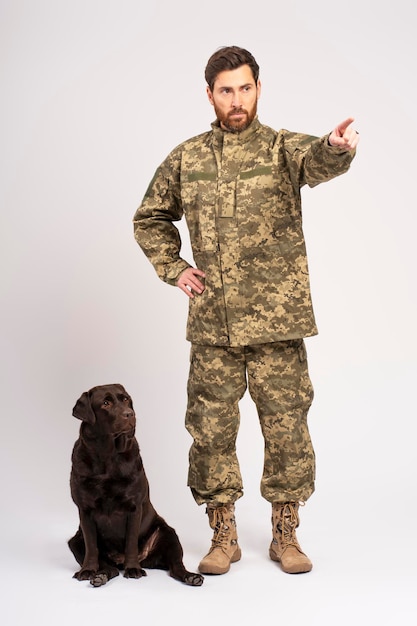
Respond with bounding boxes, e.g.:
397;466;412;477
185;340;315;506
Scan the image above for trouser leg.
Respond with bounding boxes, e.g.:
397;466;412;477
246;339;315;503
185;344;247;506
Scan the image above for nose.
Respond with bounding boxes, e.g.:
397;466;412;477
123;408;134;418
231;91;242;108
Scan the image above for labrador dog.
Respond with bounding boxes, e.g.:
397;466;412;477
68;383;203;587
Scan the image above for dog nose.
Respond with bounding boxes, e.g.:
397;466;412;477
123;409;134;418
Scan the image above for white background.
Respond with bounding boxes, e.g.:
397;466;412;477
1;1;416;624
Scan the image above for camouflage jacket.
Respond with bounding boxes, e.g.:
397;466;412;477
133;117;355;346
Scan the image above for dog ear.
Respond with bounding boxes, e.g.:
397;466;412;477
72;391;96;424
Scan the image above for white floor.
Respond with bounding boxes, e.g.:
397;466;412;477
3;365;417;626
3;477;416;626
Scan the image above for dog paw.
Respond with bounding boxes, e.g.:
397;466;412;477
124;567;147;579
90;573;109;587
184;572;204;586
73;568;96;581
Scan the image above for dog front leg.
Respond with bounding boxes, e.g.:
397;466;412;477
124;511;146;579
73;511;100;581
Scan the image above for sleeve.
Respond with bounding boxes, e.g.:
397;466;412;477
283;131;356;189
133;150;191;286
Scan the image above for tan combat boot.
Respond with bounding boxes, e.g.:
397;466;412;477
198;503;241;574
269;502;312;574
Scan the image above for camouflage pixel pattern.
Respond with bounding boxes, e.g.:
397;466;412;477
185;340;315;505
133;117;355;347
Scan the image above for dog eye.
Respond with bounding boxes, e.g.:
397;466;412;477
103;400;110;406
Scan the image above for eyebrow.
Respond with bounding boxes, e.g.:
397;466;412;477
218;83;253;90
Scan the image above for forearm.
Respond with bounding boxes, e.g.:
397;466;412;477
302;134;356;187
133;213;190;285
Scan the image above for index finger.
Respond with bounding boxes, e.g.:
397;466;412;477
337;116;355;134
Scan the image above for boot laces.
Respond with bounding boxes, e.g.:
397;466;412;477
277;502;301;549
210;507;235;549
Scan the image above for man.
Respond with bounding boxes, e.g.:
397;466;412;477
133;46;359;576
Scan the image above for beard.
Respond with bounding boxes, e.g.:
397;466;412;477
216;102;258;133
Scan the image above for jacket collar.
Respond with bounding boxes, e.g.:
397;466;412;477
211;116;261;144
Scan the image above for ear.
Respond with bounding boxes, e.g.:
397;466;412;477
206;85;214;106
256;79;262;100
72;391;96;424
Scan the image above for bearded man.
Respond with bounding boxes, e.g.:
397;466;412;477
133;46;359;576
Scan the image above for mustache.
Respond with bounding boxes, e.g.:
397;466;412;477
228;108;247;116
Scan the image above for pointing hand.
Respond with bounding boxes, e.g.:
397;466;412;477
328;117;359;150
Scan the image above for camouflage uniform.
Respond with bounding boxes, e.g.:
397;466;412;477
133;116;355;505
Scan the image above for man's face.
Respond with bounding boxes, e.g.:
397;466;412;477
207;64;261;133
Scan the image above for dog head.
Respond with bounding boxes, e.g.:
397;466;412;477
73;384;136;438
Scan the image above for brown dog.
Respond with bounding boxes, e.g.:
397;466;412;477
68;384;203;587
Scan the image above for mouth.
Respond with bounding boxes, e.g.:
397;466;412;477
229;111;246;118
114;425;135;437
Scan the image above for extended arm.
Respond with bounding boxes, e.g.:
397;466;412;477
284;117;359;189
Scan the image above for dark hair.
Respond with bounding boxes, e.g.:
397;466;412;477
205;46;260;91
